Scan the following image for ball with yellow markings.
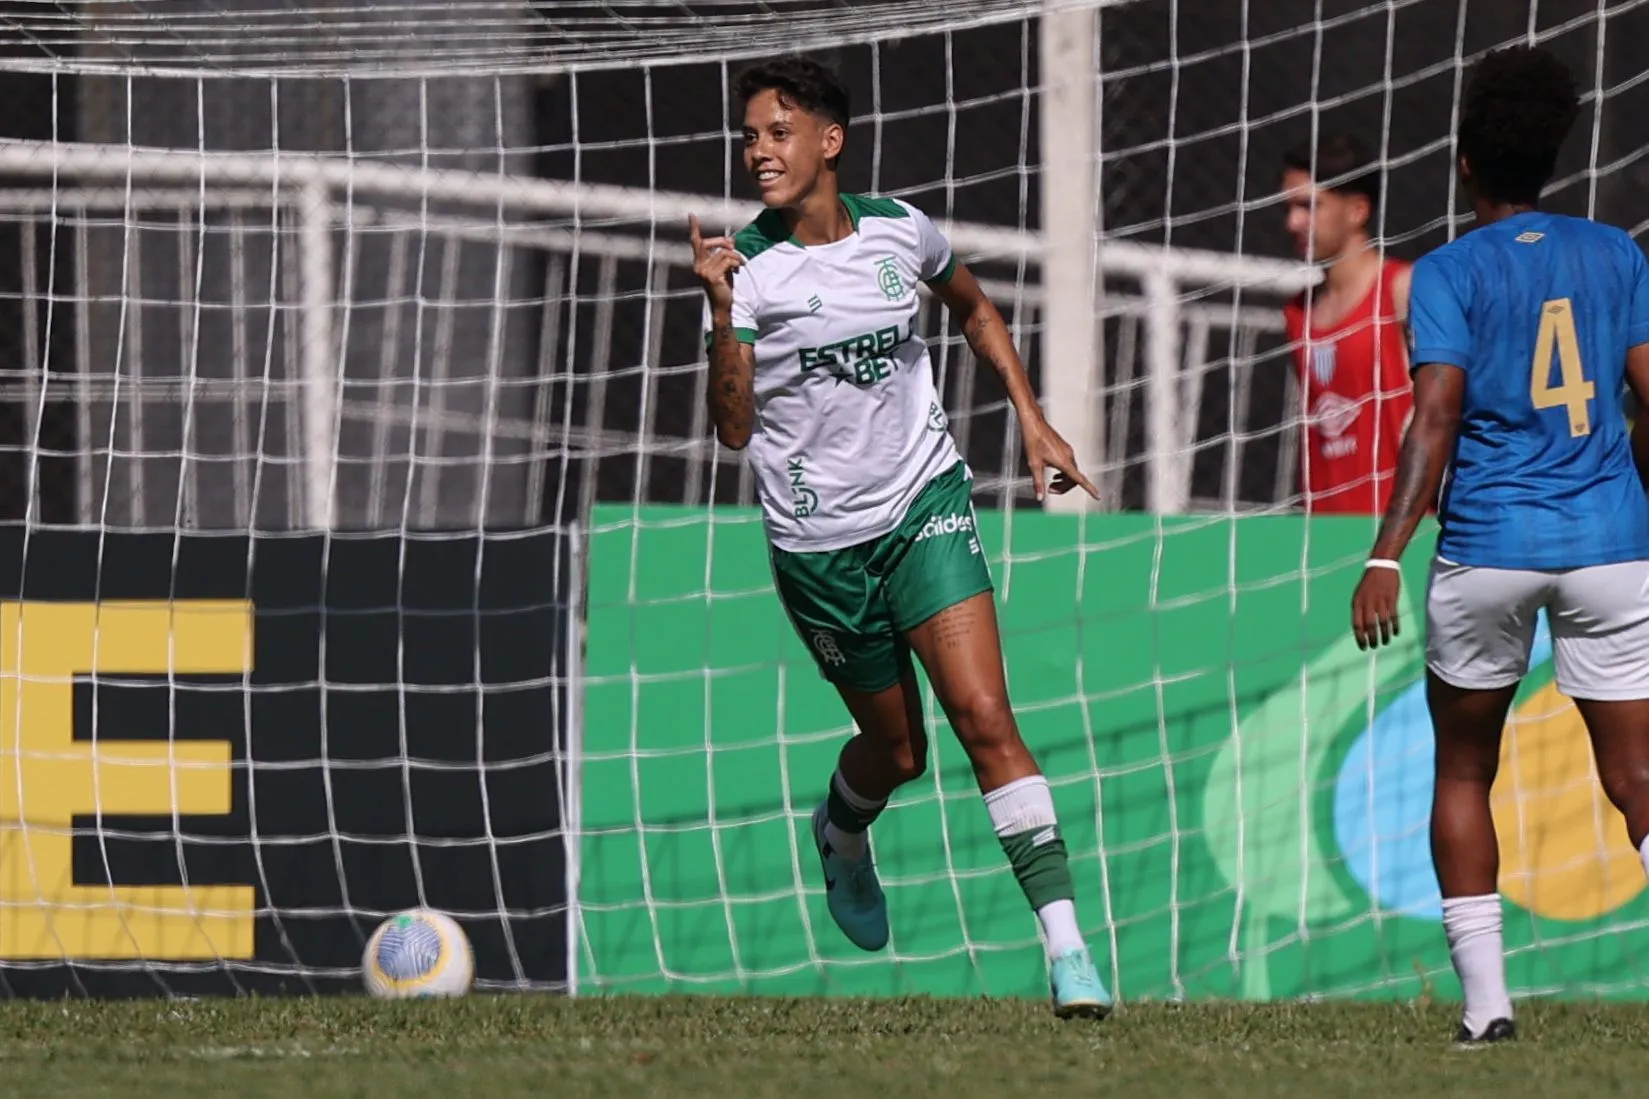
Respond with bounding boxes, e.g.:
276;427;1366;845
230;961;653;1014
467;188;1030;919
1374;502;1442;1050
362;909;474;999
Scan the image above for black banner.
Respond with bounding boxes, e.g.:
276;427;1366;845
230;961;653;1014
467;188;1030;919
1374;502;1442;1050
0;528;573;998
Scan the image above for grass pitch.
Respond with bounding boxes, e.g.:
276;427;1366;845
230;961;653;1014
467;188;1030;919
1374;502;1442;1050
3;995;1646;1098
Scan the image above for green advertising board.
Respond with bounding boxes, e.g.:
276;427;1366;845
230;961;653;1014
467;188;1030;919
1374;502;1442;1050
578;507;1647;1002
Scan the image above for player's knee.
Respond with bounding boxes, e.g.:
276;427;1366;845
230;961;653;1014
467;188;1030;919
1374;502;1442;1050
1597;762;1649;817
1435;755;1499;787
857;716;927;784
890;733;928;784
1434;738;1501;786
944;688;1019;757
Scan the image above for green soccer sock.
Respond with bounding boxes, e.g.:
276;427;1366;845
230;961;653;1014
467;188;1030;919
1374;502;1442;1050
985;774;1084;954
998;828;1077;910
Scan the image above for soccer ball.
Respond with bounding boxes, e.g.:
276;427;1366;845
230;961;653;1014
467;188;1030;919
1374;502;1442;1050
362;908;474;999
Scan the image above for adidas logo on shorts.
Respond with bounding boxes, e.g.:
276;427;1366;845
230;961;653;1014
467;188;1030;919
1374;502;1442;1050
914;512;974;543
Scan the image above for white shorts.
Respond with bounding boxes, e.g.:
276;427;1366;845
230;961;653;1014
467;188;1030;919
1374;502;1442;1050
1425;556;1649;700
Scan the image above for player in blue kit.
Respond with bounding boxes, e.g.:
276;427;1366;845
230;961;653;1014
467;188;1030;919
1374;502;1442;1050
1351;45;1649;1045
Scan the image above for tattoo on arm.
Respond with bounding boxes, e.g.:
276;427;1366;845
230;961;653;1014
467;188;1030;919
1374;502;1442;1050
961;309;1007;371
1366;364;1461;560
707;321;754;445
1370;417;1450;560
959;304;1038;412
1381;436;1434;537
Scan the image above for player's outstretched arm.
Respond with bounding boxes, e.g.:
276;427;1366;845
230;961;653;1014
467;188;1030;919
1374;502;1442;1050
690;214;757;450
927;266;1098;503
1351;363;1464;649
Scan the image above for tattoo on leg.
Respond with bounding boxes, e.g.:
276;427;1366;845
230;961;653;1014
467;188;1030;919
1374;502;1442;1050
930;603;974;652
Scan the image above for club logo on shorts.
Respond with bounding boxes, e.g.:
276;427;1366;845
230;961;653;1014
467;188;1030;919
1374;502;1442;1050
810;629;847;667
875;256;904;301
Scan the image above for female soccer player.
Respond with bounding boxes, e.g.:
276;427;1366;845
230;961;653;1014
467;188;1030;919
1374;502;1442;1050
689;56;1110;1018
1352;46;1649;1044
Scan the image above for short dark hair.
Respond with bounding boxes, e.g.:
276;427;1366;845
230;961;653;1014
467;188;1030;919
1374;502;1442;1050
1282;133;1382;222
733;56;851;132
1458;45;1579;205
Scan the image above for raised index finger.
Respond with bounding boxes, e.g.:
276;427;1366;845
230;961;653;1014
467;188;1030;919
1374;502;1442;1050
687;214;703;254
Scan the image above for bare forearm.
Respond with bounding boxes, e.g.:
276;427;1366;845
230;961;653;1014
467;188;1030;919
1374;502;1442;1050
961;302;1040;418
706;311;755;450
1369;421;1451;561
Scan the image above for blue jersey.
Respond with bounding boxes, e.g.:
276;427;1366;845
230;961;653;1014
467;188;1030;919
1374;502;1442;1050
1407;211;1649;570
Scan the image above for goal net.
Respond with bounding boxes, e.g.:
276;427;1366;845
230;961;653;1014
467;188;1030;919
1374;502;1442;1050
0;0;1645;1002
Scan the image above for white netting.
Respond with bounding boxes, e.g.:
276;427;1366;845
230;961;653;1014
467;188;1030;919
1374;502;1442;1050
0;0;1644;1002
2;0;1100;76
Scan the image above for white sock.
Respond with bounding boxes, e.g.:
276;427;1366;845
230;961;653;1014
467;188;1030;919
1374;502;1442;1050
822;820;868;861
1442;893;1512;1037
1035;898;1085;956
823;770;883;862
983;774;1059;835
1638;835;1649;880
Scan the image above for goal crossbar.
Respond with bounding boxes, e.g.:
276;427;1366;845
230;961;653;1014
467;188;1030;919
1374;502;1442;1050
0;0;1127;80
0;138;1316;522
0;140;1313;288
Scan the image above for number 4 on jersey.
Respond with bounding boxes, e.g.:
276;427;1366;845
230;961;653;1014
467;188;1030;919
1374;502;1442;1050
1530;297;1594;437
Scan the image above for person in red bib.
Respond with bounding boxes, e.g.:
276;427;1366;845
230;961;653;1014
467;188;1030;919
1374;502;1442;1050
1281;134;1414;515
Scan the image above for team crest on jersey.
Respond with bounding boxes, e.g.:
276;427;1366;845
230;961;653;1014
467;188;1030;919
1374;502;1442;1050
875;256;904;301
1310;341;1337;386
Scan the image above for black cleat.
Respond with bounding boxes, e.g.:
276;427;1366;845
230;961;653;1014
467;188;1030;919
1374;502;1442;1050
1455;1017;1516;1045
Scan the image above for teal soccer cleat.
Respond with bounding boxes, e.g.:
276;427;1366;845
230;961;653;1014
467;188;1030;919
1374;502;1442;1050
811;803;890;952
1048;946;1112;1019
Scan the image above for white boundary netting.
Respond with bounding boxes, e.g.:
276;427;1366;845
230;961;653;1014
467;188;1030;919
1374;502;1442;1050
0;0;1643;1001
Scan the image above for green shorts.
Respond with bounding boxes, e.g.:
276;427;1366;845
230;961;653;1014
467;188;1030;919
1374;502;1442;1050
769;461;994;694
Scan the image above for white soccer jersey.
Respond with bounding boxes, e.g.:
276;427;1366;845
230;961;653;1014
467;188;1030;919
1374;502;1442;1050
701;193;964;552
